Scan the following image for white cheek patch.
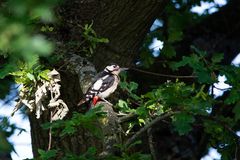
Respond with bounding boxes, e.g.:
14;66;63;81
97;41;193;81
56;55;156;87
106;65;115;72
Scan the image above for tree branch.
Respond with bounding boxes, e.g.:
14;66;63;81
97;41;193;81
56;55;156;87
118;113;138;123
130;68;197;79
147;128;157;160
199;114;240;141
125;111;180;147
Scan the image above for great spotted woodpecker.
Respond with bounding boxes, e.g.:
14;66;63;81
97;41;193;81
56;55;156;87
77;64;128;106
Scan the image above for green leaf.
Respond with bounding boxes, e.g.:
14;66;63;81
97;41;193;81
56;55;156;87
211;53;224;63
38;69;50;80
32;6;54;22
48;27;54;32
129;82;138;92
42;106;105;138
139;51;154;68
233;102;240;121
0;62;17;79
117;100;134;113
0;132;12;154
136;106;148;118
10;70;24;77
96;37;109;43
196;70;212;84
172;112;195;135
26;73;35;81
167;11;185;43
191;46;207;57
60;125;76;137
118;99;128;109
138;118;145;126
38;149;58;160
220;144;236;160
161;44;176;58
225;89;240;104
170;56;191;71
0;79;13;99
40;26;47;32
85;147;97;156
168;28;183;43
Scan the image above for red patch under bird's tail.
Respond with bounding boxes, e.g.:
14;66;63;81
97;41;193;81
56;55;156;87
92;96;99;105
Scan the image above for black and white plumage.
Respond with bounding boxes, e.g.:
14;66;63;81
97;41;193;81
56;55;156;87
77;64;127;106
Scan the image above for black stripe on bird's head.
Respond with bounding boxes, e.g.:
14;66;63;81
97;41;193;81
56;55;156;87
104;64;129;75
104;64;120;73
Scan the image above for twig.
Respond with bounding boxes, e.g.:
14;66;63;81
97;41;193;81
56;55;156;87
199;114;240;141
198;112;240;160
57;61;70;71
118;113;138;123
125;111;179;147
147;128;157;160
235;143;238;160
130;68;197;79
48;111;53;151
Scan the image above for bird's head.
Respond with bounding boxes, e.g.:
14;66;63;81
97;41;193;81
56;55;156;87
104;64;128;75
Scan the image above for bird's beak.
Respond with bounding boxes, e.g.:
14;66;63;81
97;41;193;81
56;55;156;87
120;68;129;71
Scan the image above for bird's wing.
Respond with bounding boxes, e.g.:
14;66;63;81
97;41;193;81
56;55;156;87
84;78;103;100
91;78;103;91
92;71;107;83
98;75;115;93
78;74;115;106
85;75;115;96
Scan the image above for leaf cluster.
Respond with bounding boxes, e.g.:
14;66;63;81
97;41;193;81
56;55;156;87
81;22;109;57
0;0;57;78
10;63;50;101
38;145;150;160
42;105;106;138
116;39;240;159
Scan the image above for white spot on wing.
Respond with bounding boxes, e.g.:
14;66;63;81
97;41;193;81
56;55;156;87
102;75;109;80
92;79;103;90
98;75;119;98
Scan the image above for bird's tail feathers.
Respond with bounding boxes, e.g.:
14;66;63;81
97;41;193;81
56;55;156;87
77;99;87;106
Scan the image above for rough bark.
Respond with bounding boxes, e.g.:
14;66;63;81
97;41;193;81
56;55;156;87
93;0;168;68
54;0;168;69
